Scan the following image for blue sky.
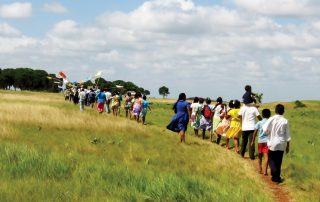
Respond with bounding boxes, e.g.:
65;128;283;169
0;0;319;102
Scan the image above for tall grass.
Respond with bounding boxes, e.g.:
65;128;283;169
2;90;317;201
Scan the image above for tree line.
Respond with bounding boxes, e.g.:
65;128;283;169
0;68;149;94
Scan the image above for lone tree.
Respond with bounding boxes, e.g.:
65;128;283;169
159;86;169;98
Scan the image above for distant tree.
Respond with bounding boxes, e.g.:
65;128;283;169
144;90;150;96
254;93;263;104
159;86;169;98
2;68;16;90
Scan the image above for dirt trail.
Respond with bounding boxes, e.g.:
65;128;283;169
249;158;292;202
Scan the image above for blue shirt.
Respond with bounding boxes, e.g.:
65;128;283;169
255;118;269;143
142;100;149;109
96;91;106;103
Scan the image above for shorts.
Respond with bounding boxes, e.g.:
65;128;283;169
258;143;268;154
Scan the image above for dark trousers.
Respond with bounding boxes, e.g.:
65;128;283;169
241;130;255;159
268;150;284;182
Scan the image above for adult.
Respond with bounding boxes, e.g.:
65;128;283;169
238;103;262;159
96;89;106;114
166;93;190;143
263;104;291;183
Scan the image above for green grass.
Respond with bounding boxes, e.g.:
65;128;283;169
0;90;319;201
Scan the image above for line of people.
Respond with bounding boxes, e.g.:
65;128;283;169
166;85;291;184
63;87;152;124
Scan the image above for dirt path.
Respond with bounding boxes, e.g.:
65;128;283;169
249;158;292;202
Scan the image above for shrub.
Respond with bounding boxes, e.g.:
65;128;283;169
294;100;306;108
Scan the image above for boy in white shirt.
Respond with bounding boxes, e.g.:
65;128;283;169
263;104;291;183
238;104;262;159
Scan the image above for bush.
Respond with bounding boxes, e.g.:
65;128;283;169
294;100;306;108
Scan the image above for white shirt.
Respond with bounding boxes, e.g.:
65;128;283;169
213;105;222;118
238;105;260;131
190;103;200;114
79;91;86;101
263;115;291;151
105;91;111;100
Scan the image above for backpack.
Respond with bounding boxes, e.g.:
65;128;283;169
202;105;212;119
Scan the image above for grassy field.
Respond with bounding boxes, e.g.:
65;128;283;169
0;90;319;201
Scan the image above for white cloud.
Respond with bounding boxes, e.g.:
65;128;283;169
0;23;21;37
0;0;319;101
43;2;68;14
233;0;320;17
0;2;32;19
293;57;312;63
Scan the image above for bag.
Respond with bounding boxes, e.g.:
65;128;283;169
202;105;212;119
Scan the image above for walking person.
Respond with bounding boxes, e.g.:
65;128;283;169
190;97;201;137
225;100;242;153
166;93;190;143
263;104;291;183
238;101;262;160
251;109;271;175
78;88;86;111
96;89;106;114
140;95;151;125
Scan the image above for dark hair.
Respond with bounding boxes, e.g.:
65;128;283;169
206;97;211;104
178;93;186;101
173;93;186;112
275;104;285;115
234;100;241;108
127;92;131;96
136;92;142;97
228;100;234;109
216;97;223;104
245;85;252;92
262;109;271;118
199;98;204;104
193;97;199;103
143;95;147;100
112;92;116;96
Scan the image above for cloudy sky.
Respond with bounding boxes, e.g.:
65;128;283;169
0;0;319;102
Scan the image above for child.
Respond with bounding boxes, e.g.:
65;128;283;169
132;92;143;122
251;109;271;175
242;85;256;105
140;95;151;125
199;98;213;140
124;92;132;118
215;103;230;145
225;100;241;153
263;104;291;183
212;97;223;143
190;97;201;136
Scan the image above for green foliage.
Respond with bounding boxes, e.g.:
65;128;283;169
144;90;151;95
0;68;58;92
255;93;263;103
159;86;169;98
294;100;306;108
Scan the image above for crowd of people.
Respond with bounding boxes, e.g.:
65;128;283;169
166;85;291;184
63;87;151;124
63;84;290;184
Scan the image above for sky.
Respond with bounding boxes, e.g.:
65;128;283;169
0;0;319;102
